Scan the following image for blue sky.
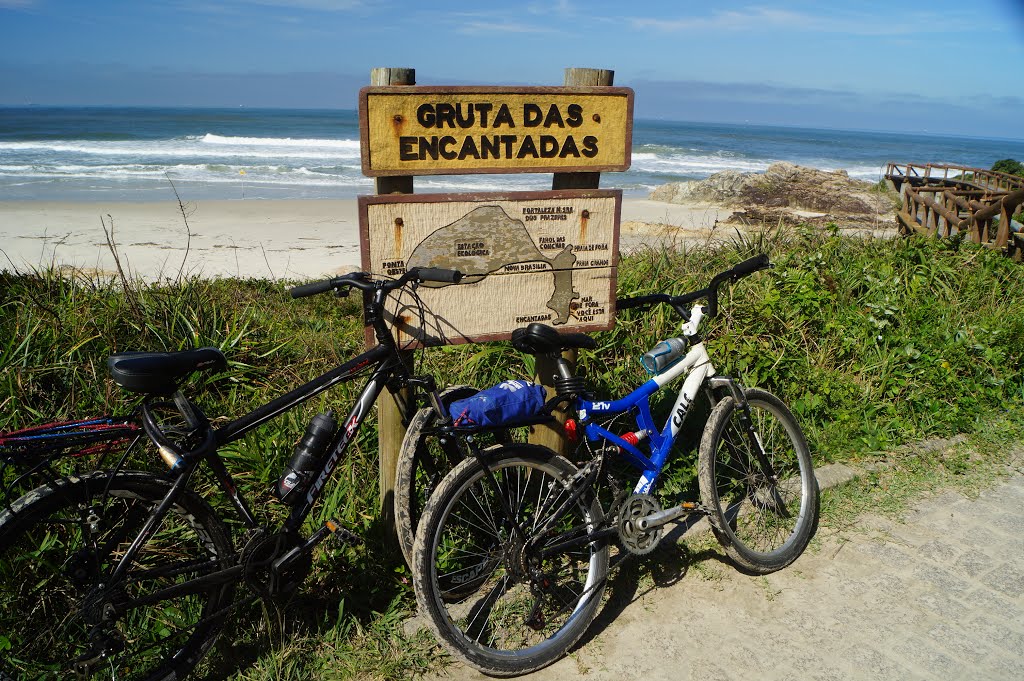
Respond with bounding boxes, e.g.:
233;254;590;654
1;0;1022;137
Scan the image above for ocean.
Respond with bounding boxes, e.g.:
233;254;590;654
2;106;1023;203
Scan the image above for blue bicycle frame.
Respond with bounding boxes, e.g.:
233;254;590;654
578;312;718;495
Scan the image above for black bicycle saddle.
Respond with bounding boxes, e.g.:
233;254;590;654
510;323;597;356
107;347;227;395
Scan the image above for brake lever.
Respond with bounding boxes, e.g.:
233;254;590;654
334;288;350;298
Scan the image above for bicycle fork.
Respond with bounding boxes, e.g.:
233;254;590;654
712;377;786;509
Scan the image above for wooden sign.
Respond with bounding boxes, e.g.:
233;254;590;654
359;189;621;346
359;86;633;176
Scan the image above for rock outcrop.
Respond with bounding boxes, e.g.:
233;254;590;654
650;162;897;228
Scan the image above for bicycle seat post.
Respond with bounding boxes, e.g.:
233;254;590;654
171;391;202;430
552;354;589;402
554;356;575;381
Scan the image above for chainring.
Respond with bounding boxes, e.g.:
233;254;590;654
240;529;310;599
617;493;663;555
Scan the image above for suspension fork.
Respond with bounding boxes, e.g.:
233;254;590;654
710;377;779;483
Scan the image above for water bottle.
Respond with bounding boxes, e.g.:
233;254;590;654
640;337;687;374
275;411;337;502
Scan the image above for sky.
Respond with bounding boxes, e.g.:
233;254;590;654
1;0;1023;138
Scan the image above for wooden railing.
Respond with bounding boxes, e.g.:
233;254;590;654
884;162;1024;260
886;162;1024;194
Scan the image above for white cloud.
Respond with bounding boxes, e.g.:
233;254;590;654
528;0;573;16
456;20;562;35
629;6;982;37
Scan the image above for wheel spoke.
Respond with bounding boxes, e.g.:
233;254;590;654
0;473;235;680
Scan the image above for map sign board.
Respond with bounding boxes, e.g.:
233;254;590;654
359;190;621;347
359;86;633;176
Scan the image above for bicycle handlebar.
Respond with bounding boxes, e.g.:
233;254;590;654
289;278;339;299
730;253;770;278
617;254;771;319
289;267;464;299
414;267;463;284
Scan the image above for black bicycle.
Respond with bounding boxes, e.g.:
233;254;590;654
0;267;464;681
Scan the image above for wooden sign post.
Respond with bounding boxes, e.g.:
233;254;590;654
360;67;633;526
370;67;414;532
535;67;616;454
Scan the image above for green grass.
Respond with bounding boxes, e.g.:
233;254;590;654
2;224;1024;678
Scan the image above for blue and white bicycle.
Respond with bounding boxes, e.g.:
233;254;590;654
412;254;820;676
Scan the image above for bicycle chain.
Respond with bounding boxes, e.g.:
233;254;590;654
521;452;642;626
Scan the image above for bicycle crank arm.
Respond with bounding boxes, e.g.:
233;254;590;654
273;518;361;573
636;502;704;532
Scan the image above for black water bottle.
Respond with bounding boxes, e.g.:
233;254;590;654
275;411;337;502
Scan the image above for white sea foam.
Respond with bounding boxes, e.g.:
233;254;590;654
0;115;932;201
0;161;368;188
631;152;771;177
200;134;360;151
0;136;362;161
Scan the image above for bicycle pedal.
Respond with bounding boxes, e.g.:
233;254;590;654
325;519;362;546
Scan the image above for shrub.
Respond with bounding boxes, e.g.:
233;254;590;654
992;158;1024;177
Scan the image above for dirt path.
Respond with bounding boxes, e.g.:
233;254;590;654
422;464;1024;680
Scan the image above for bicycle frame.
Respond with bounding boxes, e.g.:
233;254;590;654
581;338;717;495
107;343;409;591
213;343;405;531
108;271;456;590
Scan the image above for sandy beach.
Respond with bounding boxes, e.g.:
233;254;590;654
0;198;727;281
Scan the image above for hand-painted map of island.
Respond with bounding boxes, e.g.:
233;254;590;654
405;205;579;324
359;190;620;346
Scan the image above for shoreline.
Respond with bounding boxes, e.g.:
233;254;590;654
0;197;728;280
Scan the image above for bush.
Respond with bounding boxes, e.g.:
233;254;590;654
992;158;1024;177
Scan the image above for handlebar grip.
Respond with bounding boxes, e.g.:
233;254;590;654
290;279;336;299
616;293;668;310
415;267;464;284
731;254;770;278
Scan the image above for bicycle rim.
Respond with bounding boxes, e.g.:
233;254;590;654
700;390;818;572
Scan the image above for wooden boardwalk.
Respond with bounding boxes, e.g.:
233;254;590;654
885;162;1024;259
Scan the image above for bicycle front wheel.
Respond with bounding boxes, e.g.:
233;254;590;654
413;445;608;677
0;471;236;681
698;388;819;574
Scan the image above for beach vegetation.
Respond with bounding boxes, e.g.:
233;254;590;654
992;158;1024;177
2;226;1023;677
870;179;902;211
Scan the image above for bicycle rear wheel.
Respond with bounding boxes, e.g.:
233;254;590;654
0;471;236;681
698;388;819;574
394;385;511;569
413;445;608;676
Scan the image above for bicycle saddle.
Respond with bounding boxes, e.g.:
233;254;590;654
510;323;597;355
107;347;227;395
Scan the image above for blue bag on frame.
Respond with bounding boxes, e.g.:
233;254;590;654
448;380;547;427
